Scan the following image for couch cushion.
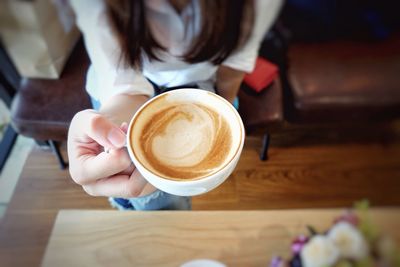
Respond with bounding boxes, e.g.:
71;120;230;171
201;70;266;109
287;36;400;122
11;41;91;141
238;78;283;133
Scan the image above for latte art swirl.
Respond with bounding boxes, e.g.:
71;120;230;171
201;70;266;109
139;103;232;180
150;105;215;167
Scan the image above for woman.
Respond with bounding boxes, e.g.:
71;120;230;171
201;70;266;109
68;0;282;210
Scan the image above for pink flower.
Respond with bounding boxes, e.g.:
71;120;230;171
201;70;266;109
292;235;309;255
270;256;285;267
334;211;359;227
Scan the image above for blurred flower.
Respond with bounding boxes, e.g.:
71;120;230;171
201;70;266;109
270;256;285;267
292;235;309;255
272;201;399;267
300;235;339;267
334;211;359;227
327;222;368;260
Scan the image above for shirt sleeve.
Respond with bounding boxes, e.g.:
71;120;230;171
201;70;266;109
70;0;154;103
221;0;284;73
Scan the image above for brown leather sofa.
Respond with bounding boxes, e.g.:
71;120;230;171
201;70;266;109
285;36;400;123
281;1;400;124
238;77;283;160
10;41;91;168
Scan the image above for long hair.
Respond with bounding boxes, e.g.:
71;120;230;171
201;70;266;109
106;0;254;68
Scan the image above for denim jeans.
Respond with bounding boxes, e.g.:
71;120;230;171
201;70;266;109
90;97;191;211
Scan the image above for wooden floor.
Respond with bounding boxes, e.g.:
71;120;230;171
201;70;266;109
194;122;400;209
1;122;400;266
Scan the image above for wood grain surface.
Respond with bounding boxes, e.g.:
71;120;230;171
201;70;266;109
193;130;400;210
1;122;400;266
0;146;109;267
42;209;400;267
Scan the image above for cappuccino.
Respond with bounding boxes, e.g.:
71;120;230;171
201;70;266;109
129;93;238;181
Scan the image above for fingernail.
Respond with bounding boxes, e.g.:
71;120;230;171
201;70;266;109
120;122;129;133
108;128;126;147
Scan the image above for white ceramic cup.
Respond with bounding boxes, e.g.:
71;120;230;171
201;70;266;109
126;89;245;196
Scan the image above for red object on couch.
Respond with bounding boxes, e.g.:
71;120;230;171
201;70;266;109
244;57;279;93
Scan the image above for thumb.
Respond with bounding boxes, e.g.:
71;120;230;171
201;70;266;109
120;122;129;134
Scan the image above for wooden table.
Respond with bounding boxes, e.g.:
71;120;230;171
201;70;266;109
42;209;400;267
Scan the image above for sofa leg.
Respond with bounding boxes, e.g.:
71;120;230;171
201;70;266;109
260;133;270;161
48;140;68;169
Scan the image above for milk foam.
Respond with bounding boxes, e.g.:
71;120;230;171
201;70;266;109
136;101;233;180
151;104;215;167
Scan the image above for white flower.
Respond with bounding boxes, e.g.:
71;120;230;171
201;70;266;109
327;221;369;260
301;235;340;267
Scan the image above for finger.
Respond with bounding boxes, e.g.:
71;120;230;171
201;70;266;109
82;174;131;197
119;163;135;176
126;168;148;197
82;169;148;198
74;147;132;184
120;122;129;134
71;110;126;149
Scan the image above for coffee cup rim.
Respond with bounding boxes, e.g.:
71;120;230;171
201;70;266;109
127;88;245;184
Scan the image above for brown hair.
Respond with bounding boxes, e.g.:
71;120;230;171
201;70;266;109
106;0;254;68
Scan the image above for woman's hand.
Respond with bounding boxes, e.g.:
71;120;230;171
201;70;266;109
67;109;149;197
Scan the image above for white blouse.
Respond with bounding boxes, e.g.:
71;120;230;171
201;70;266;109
70;0;283;103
